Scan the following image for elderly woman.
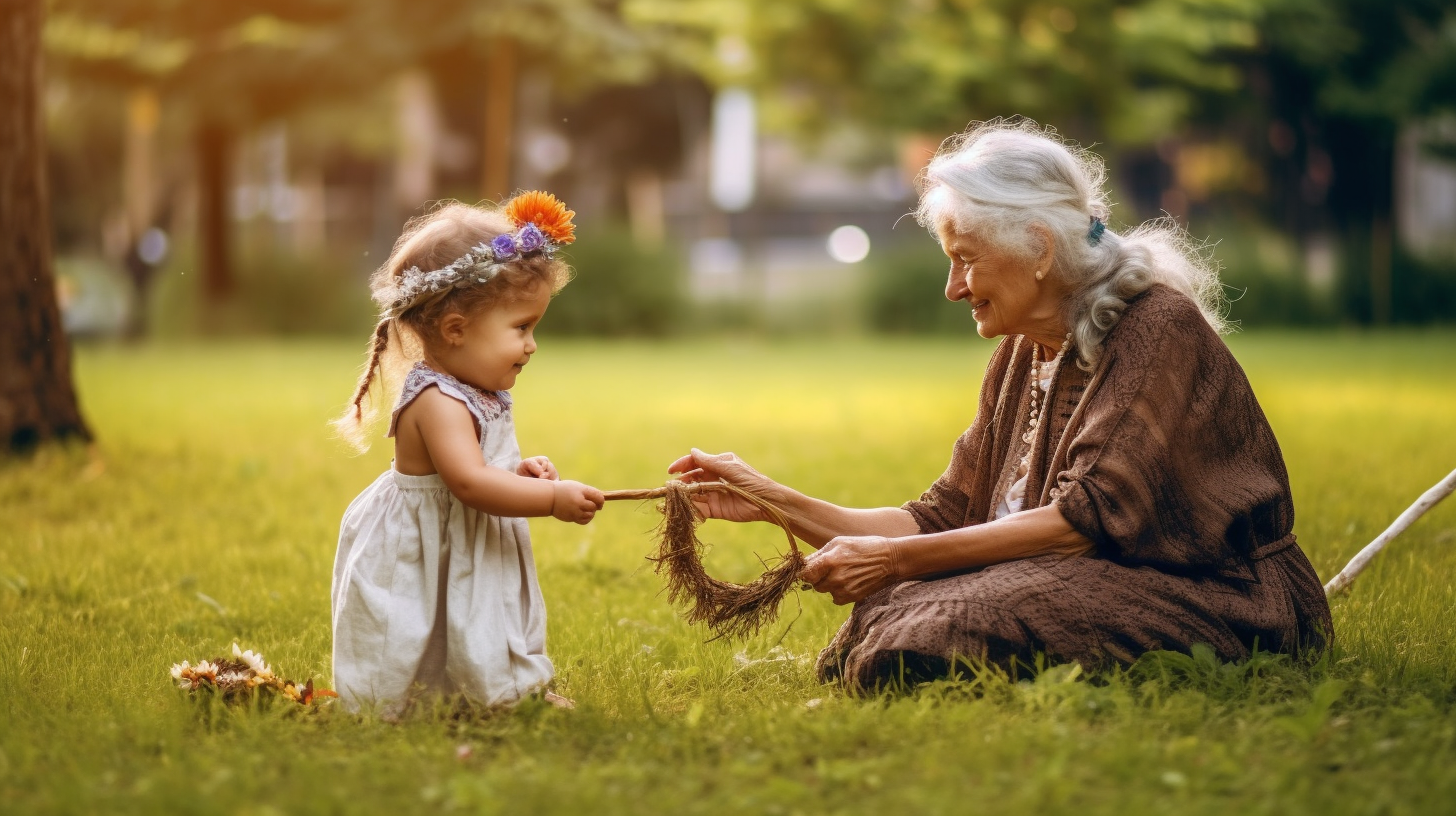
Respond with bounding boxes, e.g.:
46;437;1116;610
670;121;1332;687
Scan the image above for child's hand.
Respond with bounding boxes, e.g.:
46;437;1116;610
551;480;605;524
518;456;558;480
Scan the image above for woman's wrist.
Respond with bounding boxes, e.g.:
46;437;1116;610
759;481;800;519
885;536;907;582
888;532;946;580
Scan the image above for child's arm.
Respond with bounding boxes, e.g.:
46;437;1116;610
405;388;602;523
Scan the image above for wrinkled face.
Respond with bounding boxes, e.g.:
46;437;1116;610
446;282;552;392
937;221;1043;340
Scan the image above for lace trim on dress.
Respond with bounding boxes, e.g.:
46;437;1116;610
387;362;512;438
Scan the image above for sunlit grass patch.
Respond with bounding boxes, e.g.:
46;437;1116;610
1;332;1454;814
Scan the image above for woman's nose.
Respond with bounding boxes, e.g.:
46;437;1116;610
945;266;969;302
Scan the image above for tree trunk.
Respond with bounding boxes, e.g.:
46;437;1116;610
480;37;518;203
0;0;91;452
196;122;234;300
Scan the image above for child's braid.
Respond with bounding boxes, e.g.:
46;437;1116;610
347;317;392;420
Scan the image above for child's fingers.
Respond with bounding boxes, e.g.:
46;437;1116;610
524;457;558;480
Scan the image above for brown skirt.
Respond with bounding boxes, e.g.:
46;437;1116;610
815;546;1332;689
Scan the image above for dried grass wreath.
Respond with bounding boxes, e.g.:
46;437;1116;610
604;481;806;641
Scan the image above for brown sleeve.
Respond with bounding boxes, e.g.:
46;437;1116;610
1054;288;1294;578
902;428;979;534
902;338;1012;534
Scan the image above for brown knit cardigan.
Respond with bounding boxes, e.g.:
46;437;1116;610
816;284;1333;687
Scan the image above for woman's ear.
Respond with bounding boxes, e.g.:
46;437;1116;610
439;313;469;346
1030;223;1056;280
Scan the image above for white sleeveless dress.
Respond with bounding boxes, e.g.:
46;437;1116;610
331;363;553;713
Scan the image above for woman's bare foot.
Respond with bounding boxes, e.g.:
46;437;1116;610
543;691;575;709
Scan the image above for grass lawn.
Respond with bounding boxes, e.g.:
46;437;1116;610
3;331;1455;815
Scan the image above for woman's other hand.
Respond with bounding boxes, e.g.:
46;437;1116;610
518;456;558;480
800;536;901;605
666;449;775;523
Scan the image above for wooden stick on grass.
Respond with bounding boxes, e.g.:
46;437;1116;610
1324;467;1456;597
604;481;806;641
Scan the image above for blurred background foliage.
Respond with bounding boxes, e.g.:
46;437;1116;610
37;0;1456;340
549;226;687;337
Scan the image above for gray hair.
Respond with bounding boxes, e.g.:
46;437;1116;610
914;119;1227;368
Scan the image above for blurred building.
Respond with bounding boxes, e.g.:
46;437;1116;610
1396;119;1456;258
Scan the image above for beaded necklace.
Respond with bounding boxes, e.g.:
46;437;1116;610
1009;333;1072;496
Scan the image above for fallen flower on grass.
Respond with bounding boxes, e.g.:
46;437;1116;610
170;643;337;706
232;643;272;678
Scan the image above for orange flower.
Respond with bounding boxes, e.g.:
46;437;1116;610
504;190;576;245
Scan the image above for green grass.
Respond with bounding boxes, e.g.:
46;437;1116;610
3;332;1456;815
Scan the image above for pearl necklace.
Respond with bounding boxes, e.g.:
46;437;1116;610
995;334;1073;519
1015;333;1071;475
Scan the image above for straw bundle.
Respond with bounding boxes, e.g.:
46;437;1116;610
604;481;806;641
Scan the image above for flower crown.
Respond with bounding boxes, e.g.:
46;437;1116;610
171;643;337;706
385;191;576;318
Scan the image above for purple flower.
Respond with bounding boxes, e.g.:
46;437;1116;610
490;233;518;257
516;223;547;253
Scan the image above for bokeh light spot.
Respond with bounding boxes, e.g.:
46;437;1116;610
138;228;169;266
826;225;870;264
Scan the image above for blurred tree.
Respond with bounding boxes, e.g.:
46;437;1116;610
45;0;656;300
626;0;1456;324
46;1;401;299
625;0;1267;144
1;0;92;452
1240;0;1456;324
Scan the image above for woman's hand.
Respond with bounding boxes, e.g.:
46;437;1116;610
800;536;902;605
551;480;604;524
517;456;558;480
666;449;777;524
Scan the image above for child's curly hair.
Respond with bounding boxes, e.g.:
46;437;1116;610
334;201;572;450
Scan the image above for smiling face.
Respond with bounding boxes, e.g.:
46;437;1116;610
432;282;552;392
937;220;1065;344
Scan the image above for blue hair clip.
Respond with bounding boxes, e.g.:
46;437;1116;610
1087;216;1106;246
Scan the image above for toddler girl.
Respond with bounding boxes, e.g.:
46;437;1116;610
330;192;603;714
